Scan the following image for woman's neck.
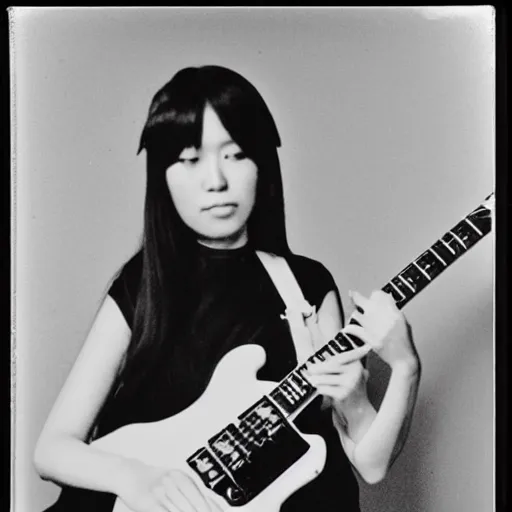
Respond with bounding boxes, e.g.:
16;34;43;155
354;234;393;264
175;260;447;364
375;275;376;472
196;228;249;250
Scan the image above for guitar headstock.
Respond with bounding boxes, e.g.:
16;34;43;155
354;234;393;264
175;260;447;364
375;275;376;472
482;192;495;212
469;192;494;222
463;192;494;236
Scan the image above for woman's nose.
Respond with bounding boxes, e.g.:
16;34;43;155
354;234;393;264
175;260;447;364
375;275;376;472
203;156;228;191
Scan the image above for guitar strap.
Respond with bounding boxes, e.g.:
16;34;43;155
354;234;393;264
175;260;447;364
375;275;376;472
255;250;321;362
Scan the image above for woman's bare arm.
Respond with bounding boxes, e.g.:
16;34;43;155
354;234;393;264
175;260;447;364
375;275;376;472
316;290;420;484
33;295;134;495
35;296;240;512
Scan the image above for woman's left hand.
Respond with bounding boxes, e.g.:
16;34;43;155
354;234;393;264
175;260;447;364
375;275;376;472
304;347;370;403
344;290;419;374
284;303;371;404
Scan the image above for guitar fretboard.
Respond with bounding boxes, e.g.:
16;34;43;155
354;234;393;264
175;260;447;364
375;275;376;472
268;194;493;417
381;200;492;309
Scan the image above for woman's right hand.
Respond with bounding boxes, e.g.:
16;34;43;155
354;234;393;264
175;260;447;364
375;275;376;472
116;459;223;512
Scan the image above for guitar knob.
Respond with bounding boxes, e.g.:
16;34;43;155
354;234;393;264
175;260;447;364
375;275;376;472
226;485;245;505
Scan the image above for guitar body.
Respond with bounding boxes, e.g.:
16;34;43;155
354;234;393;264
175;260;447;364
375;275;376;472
91;344;327;512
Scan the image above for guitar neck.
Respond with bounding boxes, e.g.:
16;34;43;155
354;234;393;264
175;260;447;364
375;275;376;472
380;196;493;310
268;193;494;418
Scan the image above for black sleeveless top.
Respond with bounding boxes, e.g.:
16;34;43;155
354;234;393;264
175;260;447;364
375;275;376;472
45;244;360;511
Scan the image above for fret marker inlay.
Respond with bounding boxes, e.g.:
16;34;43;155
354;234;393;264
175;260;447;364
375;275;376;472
440;238;456;255
413;261;432;281
449;230;467;249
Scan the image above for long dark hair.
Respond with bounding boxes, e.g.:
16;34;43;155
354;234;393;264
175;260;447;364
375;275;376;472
102;66;291;410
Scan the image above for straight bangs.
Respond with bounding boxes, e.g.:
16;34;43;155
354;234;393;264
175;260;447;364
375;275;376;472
138;109;205;172
207;93;280;164
137;76;208;171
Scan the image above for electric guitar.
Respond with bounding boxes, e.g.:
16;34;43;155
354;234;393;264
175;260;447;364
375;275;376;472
90;194;494;512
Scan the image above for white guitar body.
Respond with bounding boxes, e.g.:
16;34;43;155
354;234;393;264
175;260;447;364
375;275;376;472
91;344;327;512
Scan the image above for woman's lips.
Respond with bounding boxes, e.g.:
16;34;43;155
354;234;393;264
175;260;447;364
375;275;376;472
203;203;238;217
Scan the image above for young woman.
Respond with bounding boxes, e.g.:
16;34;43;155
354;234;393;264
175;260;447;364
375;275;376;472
34;65;421;512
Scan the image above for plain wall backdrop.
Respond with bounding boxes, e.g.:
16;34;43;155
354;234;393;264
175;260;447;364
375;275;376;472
11;7;494;512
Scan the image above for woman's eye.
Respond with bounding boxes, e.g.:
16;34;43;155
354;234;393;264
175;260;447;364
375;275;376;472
178;157;199;164
177;146;200;164
224;151;246;161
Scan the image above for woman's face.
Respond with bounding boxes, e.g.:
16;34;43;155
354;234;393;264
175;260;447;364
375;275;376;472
166;104;258;249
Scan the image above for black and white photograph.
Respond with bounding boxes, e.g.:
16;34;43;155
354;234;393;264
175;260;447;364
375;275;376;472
10;7;495;512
